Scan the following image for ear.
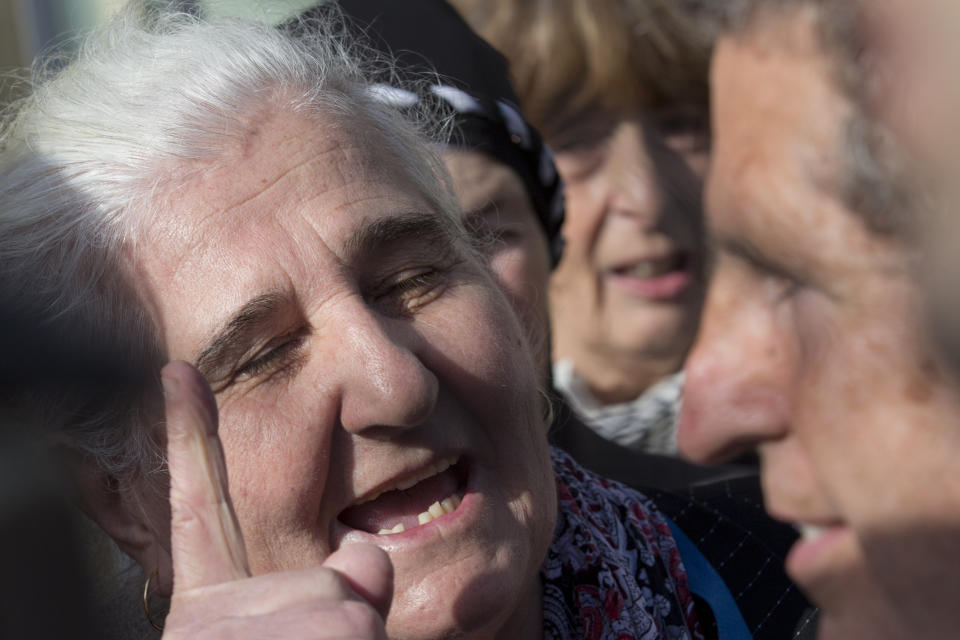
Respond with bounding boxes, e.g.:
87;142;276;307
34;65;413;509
58;446;174;596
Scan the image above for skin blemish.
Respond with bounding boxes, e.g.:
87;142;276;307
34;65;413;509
904;358;942;404
904;376;933;404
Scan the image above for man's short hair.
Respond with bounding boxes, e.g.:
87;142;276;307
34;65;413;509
711;0;915;238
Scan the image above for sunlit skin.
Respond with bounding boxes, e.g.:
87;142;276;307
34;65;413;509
121;106;556;640
443;149;553;382
549;108;707;403
678;7;960;639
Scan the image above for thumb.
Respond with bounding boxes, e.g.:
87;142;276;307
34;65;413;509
322;543;394;620
162;360;250;592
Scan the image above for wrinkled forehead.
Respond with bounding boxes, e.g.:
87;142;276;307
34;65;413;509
704;11;917;285
129;107;457;348
141;107;444;266
708;12;851;228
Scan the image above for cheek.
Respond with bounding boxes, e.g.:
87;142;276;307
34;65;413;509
792;294;882;450
491;241;549;303
440;285;533;377
790;289;943;505
215;396;334;564
437;285;540;415
557;183;604;252
490;249;530;304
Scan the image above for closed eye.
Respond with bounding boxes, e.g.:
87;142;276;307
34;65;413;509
235;333;307;381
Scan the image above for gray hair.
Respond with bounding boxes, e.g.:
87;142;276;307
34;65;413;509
0;2;455;488
707;0;915;238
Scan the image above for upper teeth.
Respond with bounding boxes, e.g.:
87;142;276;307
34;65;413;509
356;456;458;505
798;524;827;541
625;262;658;278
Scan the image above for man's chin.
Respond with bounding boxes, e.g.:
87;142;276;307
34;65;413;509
816;609;909;640
810;580;914;640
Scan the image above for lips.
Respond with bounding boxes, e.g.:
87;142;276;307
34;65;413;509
338;457;467;535
785;520;853;589
612;252;688;278
607;251;693;300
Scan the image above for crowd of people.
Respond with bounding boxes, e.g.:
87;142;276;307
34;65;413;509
1;0;958;638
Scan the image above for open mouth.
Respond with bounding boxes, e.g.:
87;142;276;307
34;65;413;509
785;519;852;584
338;457;468;536
607;251;693;300
612;251;690;279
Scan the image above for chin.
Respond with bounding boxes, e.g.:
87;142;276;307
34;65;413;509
385;541;544;640
385;478;555;640
816;610;909;640
609;320;695;363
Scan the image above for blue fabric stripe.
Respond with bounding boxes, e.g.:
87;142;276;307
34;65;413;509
665;517;753;640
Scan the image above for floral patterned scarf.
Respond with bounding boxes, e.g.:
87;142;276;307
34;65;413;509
542;448;703;640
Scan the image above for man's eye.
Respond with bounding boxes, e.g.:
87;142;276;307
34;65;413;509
774;278;803;304
236;334;306;380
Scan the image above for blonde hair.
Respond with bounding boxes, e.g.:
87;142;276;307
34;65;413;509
449;0;716;141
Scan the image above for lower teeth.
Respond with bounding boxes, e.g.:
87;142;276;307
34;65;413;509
376;494;462;535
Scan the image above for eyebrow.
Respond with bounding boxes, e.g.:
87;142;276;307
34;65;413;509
345;212;457;259
193;213;457;383
194;290;292;383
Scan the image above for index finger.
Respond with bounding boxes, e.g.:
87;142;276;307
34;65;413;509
162;360;250;591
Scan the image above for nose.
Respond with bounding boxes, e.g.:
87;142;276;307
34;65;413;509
331;305;438;436
677;265;795;463
603;122;661;224
604;120;699;228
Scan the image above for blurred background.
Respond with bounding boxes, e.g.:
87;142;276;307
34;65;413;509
0;0;318;105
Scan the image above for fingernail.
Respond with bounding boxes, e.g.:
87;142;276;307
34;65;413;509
161;367;180;400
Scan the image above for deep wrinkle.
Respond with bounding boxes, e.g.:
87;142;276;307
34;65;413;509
195;213;460;387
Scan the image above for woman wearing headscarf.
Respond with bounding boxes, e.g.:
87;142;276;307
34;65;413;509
321;3;815;638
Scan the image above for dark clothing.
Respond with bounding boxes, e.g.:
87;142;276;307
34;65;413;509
549;392;754;492
292;0;566;263
651;479;819;640
550;397;816;639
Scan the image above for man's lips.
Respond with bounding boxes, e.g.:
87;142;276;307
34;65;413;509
338;457;466;535
786;521;853;588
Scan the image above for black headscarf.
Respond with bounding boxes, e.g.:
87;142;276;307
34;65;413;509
289;0;565;265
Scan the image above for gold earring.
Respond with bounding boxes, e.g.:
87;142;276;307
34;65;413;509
537;386;555;429
142;569;164;631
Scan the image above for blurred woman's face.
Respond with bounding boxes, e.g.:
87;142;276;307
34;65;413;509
549;107;708;402
133;108;556;640
443;149;553;382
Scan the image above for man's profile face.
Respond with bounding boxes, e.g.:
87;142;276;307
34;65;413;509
677;6;960;638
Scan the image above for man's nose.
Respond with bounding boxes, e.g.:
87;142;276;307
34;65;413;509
678;269;794;463
331;306;439;436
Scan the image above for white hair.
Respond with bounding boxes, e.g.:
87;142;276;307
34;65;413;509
0;1;455;485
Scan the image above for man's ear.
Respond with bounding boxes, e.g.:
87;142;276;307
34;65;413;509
58;446;173;596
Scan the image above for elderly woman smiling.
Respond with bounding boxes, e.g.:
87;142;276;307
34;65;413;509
0;5;702;639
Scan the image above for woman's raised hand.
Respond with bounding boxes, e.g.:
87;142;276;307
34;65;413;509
159;361;393;638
